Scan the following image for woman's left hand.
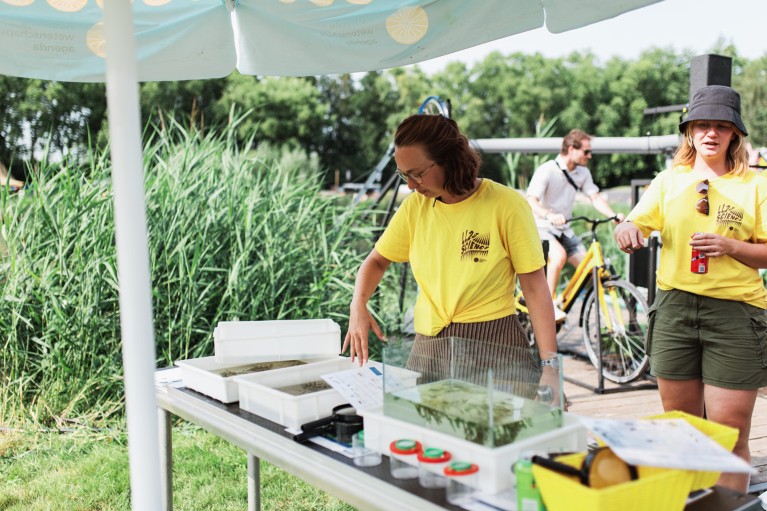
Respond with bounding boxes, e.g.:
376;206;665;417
690;232;732;258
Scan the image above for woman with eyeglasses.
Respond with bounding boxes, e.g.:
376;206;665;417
615;85;767;491
342;114;563;404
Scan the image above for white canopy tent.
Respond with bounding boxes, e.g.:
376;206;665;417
0;1;664;508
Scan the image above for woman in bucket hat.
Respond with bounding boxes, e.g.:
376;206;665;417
615;85;767;491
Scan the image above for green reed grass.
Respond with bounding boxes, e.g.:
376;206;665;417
0;117;400;426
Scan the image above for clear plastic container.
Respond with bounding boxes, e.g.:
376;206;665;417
444;461;480;506
417;447;452;489
352;430;382;468
389;439;421;479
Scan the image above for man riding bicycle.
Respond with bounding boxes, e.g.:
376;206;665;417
526;129;623;321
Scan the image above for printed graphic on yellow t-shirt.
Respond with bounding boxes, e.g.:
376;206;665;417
461;230;490;262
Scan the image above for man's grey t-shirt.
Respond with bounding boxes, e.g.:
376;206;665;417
526;155;599;238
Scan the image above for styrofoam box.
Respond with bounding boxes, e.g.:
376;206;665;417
235;357;356;429
359;405;587;495
175;356;339;404
214;319;341;364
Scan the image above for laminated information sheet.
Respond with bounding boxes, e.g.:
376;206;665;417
579;417;753;473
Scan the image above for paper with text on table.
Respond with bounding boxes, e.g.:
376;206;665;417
579;416;754;473
322;361;416;411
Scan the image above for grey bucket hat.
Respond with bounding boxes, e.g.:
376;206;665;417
679;85;748;136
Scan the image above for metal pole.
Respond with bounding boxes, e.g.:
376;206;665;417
103;2;162;509
248;454;261;511
158;408;173;511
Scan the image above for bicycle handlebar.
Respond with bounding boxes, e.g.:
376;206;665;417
567;215;619;226
565;215;619;242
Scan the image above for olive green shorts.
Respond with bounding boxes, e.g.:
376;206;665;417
647;288;767;390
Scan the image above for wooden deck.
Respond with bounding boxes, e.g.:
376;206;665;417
559;331;767;491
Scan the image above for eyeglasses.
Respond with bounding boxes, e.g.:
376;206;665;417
696;179;709;215
395;162;435;183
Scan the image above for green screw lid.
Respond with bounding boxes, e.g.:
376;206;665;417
389;439;422;455
417;447;452;463
444;461;479;476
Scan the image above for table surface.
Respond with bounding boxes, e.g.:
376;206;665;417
156;383;762;511
157;384;469;511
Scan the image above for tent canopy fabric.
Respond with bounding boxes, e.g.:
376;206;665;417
0;0;662;82
0;1;664;509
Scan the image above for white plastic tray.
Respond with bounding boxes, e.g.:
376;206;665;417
175;356;338;403
214;319;341;364
235;357;355;429
359;405;587;495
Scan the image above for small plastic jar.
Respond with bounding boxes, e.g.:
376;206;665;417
389;439;422;479
444;462;479;506
352;430;381;467
417;447;452;489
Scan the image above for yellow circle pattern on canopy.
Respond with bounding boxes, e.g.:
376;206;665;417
47;0;87;12
386;6;428;45
86;21;105;58
1;0;35;6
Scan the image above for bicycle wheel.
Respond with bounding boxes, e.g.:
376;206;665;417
418;95;451;117
581;279;650;383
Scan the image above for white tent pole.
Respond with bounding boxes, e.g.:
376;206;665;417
103;2;161;510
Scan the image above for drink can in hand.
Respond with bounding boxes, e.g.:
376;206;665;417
691;248;708;274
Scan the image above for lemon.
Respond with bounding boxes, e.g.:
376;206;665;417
86;21;106;58
1;0;35;6
46;0;87;12
385;6;428;45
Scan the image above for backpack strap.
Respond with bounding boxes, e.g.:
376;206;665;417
555;160;581;192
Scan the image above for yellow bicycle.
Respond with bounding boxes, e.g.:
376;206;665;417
517;216;650;383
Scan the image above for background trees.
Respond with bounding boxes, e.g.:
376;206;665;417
1;47;764;190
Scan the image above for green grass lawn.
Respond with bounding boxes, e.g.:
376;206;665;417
0;425;357;511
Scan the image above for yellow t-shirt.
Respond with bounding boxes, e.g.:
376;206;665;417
628;165;767;308
375;179;545;336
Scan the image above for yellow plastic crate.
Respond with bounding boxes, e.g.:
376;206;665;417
532;452;693;511
644;410;739;491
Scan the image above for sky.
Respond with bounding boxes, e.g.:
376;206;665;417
406;0;767;74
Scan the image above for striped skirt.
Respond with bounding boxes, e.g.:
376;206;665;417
407;314;541;398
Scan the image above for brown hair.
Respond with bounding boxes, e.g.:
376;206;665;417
394;114;481;196
560;129;591;155
672;122;749;176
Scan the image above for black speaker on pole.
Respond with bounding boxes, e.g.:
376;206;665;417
689;54;732;100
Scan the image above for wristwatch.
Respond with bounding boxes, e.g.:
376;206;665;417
540;357;560;369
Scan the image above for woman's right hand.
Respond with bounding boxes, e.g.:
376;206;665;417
614;221;645;253
342;302;385;365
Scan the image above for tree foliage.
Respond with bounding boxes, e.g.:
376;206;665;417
1;46;765;189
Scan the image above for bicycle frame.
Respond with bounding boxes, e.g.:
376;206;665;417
560;241;627;335
558;240;608;313
516;215;651;385
516;216;622;333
